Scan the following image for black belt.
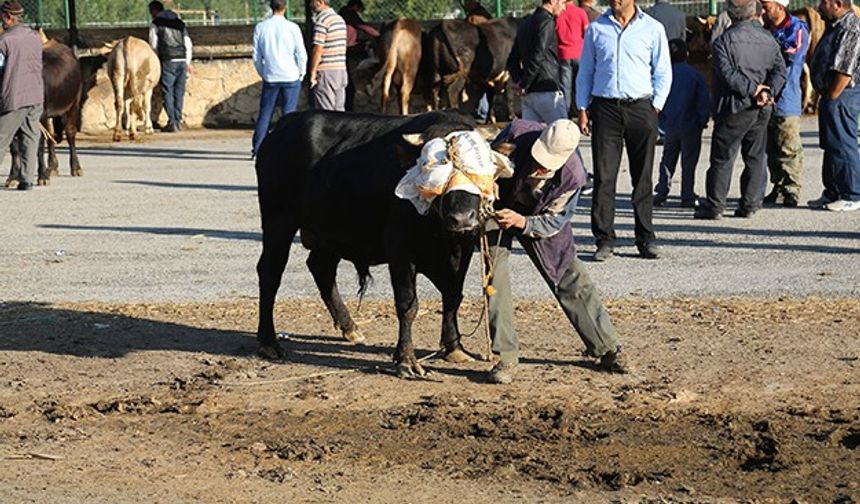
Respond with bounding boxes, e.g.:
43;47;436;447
594;95;652;105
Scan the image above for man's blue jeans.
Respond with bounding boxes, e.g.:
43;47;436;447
161;61;187;128
819;87;860;202
253;80;301;155
655;127;703;203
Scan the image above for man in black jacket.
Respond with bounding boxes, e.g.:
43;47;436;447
149;1;192;132
695;0;786;219
506;0;568;123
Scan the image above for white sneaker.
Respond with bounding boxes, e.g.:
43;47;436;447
824;199;860;212
808;195;836;209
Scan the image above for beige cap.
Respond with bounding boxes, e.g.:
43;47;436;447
530;119;581;172
761;0;788;6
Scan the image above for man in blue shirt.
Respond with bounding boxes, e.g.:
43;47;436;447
252;0;307;156
575;0;672;261
654;39;710;208
761;0;808;208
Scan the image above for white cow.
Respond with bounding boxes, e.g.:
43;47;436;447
106;36;160;141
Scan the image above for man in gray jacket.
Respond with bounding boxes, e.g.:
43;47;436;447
645;0;686;41
695;0;786;219
0;0;43;191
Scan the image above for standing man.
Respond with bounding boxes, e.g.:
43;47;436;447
309;0;348;112
485;119;629;384
252;0;307;157
645;0;687;41
507;0;568;124
575;0;672;261
579;0;602;22
0;1;42;191
339;0;379;112
761;0;809;208
149;1;192;133
695;0;786;220
808;0;860;212
556;0;590;113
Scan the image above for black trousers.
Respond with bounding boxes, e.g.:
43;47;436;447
590;97;658;246
705;107;771;212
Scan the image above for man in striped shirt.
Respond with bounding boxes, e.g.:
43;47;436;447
309;0;348;111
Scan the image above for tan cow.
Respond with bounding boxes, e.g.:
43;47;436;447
106;36;160;141
377;19;426;115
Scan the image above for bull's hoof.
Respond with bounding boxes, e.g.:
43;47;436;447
396;360;428;379
37;178;49;186
145;127;154;135
112;133;123;142
444;348;476;364
71;168;83;177
5;179;17;189
257;343;286;361
342;329;365;344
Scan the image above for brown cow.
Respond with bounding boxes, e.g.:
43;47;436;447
377;19;427;115
6;34;82;187
107;36;160;142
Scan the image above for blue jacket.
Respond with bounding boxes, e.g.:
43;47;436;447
660;61;710;133
768;15;809;117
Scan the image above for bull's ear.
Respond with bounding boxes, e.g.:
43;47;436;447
493;142;516;158
401;133;425;146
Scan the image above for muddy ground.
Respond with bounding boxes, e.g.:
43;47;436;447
0;298;858;503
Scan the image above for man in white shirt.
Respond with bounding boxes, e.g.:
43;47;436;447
149;1;193;132
252;0;307;156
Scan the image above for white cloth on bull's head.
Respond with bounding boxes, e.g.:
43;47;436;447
395;130;514;215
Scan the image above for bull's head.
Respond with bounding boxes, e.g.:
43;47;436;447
398;131;513;234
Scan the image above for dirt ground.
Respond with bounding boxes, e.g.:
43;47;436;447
0;297;858;503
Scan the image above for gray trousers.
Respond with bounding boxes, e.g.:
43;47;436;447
312;69;348;112
487;229;620;364
0;104;43;185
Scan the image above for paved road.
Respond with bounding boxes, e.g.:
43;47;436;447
0;119;857;304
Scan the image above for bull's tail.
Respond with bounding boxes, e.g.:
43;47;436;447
355;264;373;311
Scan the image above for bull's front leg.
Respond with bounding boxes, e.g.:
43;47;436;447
440;291;475;363
389;261;426;378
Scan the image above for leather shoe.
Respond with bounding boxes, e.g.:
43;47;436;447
599;346;631;374
763;187;781;205
694;207;722;220
17;182;33;191
487;361;517;384
653;193;667;207
636;242;661;259
734;206;757;218
593;243;614;262
783;194;799;208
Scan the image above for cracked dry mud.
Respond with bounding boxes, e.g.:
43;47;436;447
0;298;858;503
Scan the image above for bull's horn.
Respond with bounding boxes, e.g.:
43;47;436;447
402;133;425;146
38;28;49;44
696;16;707;24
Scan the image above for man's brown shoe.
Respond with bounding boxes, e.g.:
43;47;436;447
598;347;630;374
487;361;517;384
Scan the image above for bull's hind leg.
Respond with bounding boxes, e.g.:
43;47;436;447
306;249;364;343
66;102;83;176
256;212;299;360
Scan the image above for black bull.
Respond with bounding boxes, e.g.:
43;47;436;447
255;110;505;377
